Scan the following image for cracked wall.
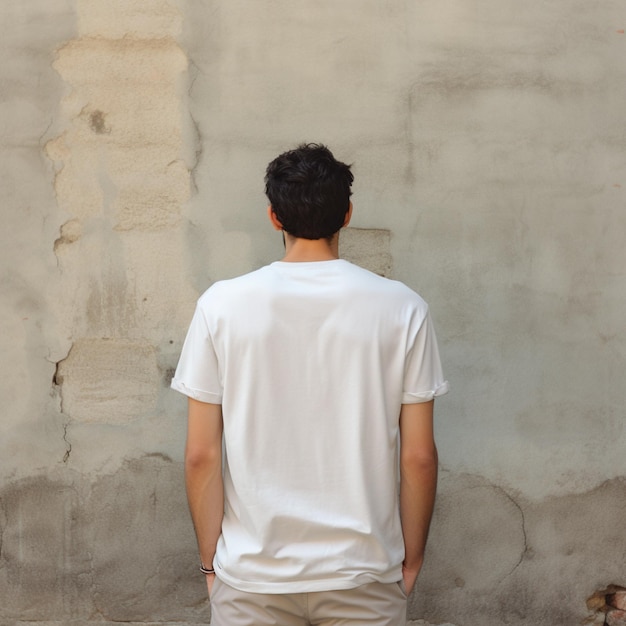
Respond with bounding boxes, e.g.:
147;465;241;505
1;1;626;625
42;0;198;473
413;475;626;625
1;1;204;622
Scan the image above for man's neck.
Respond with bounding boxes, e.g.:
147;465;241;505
280;232;340;263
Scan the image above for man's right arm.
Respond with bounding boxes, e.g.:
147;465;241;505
185;397;224;596
399;399;438;595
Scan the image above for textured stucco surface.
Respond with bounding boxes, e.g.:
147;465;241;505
1;1;625;625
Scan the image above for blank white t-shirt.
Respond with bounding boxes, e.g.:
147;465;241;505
172;259;448;593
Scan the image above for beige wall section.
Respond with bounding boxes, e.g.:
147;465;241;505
44;1;198;470
1;2;205;624
1;1;625;625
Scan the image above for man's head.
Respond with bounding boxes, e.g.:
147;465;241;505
265;143;353;240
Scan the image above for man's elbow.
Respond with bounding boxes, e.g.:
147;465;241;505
185;444;221;473
401;444;438;473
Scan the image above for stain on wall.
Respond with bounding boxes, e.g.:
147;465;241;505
0;457;206;623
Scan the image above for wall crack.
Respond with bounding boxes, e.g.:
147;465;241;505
53;352;73;463
38;117;54;148
62;420;72;463
497;485;528;580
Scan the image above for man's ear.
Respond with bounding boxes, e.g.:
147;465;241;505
343;202;353;227
267;205;283;231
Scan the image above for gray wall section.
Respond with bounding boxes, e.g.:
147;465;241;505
1;1;625;625
0;2;75;477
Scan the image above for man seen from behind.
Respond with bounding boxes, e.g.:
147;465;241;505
171;143;449;625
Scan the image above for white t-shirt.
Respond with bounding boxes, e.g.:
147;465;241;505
172;259;448;593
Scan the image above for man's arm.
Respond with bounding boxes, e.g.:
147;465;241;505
185;397;224;595
399;399;438;595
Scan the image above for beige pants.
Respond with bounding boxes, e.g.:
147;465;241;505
209;577;408;626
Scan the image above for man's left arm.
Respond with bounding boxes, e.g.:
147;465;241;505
399;399;438;596
185;397;224;596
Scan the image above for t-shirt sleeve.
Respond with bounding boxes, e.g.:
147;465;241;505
402;308;449;404
170;302;223;404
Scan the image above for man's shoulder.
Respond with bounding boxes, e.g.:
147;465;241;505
341;261;427;305
197;265;272;306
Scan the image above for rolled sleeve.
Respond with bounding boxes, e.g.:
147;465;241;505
170;378;222;403
402;379;450;404
402;309;449;404
171;300;223;404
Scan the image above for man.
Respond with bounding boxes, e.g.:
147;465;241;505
171;143;448;625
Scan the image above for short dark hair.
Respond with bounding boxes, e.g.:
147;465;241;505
264;143;353;240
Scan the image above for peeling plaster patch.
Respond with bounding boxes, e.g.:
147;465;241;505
101;230;200;342
341;228;392;276
56;339;159;424
46;0;198;354
53;219;82;252
52;37;190;232
45;131;106;223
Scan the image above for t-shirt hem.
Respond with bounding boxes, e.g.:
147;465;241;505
170;378;222;404
215;568;402;594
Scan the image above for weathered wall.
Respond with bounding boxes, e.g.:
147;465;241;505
1;1;625;625
1;2;206;624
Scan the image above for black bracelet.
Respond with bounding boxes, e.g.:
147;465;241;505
200;563;215;575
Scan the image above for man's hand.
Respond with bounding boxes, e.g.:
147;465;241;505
205;572;216;597
402;561;422;597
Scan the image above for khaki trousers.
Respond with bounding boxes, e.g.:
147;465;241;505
210;576;408;626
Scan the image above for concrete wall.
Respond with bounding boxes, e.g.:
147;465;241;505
1;1;625;625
